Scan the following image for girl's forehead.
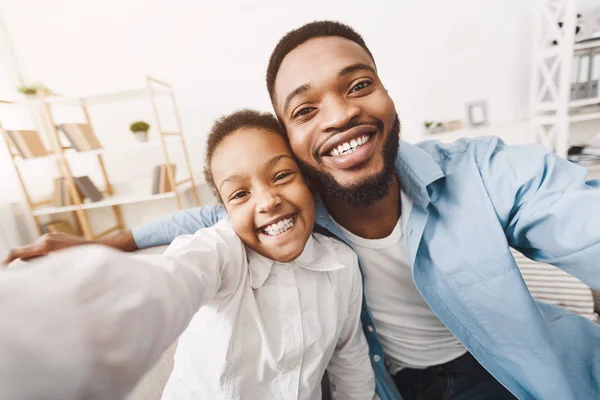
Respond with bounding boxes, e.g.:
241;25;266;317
213;128;293;163
211;129;295;183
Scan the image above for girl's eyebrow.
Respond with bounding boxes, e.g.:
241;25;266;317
219;173;244;192
218;154;293;191
265;154;294;168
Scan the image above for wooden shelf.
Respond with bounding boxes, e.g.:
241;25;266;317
1;76;201;240
414;120;531;145
14;136;182;163
32;179;198;216
15;87;170;106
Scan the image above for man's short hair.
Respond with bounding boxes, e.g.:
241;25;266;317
266;20;375;106
204;109;284;204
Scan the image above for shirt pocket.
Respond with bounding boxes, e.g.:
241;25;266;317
447;251;549;350
446;249;516;289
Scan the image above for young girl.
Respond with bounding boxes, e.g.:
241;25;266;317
159;109;376;399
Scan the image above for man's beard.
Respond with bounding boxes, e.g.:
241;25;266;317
298;115;400;207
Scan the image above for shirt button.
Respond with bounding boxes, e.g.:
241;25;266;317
367;325;374;333
291;363;297;369
373;355;381;362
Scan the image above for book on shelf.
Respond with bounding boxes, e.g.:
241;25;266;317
52;178;74;207
73;176;103;202
576;52;590;100
41;220;78;235
52;176;103;205
58;124;103;151
5;130;49;158
590;51;600;99
151;164;177;194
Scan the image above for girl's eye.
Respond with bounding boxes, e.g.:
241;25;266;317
293;107;314;119
274;172;293;182
230;191;249;201
349;80;372;94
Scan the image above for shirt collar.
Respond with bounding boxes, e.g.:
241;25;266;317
247;234;345;289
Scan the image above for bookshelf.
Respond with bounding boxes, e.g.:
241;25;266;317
0;76;201;240
530;0;600;166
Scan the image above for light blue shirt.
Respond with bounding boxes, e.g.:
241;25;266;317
133;137;600;400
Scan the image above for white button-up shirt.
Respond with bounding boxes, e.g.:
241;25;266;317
161;220;375;400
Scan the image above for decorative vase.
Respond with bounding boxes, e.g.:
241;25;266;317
134;131;149;143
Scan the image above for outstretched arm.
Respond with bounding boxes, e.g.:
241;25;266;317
2;205;228;264
0;223;243;400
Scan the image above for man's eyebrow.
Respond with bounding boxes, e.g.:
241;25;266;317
283;84;311;114
282;64;376;113
338;63;376;77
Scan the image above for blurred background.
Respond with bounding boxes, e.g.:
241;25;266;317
0;0;599;252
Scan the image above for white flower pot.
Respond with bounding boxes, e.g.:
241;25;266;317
133;131;149;143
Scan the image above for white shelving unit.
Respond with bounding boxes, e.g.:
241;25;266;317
530;0;600;164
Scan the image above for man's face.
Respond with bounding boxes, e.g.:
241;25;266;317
273;36;399;206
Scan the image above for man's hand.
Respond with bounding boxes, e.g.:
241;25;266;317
2;233;91;265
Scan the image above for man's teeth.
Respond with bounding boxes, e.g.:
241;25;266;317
330;134;370;156
263;216;295;236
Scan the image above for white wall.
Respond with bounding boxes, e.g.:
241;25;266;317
0;0;537;227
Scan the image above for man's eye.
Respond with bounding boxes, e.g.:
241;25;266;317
349;80;372;94
293;107;313;119
274;172;293;182
230;191;249;201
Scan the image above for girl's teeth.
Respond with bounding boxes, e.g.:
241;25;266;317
263;217;296;236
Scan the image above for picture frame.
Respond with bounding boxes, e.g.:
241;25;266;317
466;100;488;127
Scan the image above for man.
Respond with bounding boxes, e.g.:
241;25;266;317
6;21;600;400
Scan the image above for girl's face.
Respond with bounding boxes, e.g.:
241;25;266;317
211;128;315;262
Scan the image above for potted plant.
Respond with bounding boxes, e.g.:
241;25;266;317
17;83;51;97
130;121;150;143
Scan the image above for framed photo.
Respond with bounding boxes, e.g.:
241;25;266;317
466;100;488;127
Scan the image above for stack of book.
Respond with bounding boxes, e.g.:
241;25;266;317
151;164;177;194
52;176;104;207
58;124;103;151
5;130;49;158
568;132;600;167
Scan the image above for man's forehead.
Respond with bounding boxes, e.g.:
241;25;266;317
274;37;375;103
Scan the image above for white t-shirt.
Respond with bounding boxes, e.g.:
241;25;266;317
334;191;466;371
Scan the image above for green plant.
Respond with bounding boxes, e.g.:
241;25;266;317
17;83;50;96
424;121;433;129
130;121;150;133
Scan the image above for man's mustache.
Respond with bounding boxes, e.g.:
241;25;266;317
314;119;384;158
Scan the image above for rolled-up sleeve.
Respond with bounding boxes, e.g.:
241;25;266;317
132;205;228;249
477;137;600;290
